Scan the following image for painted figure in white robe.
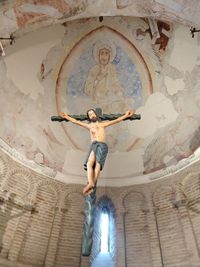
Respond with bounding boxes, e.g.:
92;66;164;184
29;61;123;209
84;40;126;111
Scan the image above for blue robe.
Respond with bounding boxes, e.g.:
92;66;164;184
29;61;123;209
84;141;108;171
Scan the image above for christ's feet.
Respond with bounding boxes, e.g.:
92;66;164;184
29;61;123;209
83;183;95;195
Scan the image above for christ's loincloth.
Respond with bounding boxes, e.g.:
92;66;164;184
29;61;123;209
84;141;108;171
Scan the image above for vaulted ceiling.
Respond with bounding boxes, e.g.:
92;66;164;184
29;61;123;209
1;0;200;186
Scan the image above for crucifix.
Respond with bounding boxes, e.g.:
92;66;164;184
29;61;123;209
52;108;140;195
51;107;141;256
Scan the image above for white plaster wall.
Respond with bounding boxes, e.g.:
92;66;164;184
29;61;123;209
169;24;200;72
5;24;65;100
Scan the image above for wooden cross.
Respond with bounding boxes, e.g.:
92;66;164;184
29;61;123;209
51;108;141;257
51;108;141;122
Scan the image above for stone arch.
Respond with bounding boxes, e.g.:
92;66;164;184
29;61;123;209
54;191;84;267
55;185;83;211
35;180;60;204
18;184;58;266
0;166;33;259
3;168;31;204
123;190;147;211
123;190;152;267
152;185;190;267
179;172;200;254
64;190;84;211
180;172;200;201
152;185;175;209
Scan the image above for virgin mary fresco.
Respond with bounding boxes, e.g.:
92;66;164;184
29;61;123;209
64;38;143;114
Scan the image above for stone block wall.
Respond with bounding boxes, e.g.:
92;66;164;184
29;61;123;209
1;150;200;267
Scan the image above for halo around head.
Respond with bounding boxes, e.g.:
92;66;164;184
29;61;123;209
93;39;116;63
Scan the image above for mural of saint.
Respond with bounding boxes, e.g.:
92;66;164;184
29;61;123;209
84;40;124;103
65;36;144;115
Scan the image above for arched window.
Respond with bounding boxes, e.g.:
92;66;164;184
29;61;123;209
100;207;109;253
90;197;116;267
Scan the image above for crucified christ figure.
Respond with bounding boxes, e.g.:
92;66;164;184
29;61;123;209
59;109;134;195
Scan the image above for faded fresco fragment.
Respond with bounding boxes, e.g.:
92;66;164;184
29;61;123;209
136;20;171;52
116;0;200;27
143;45;200;173
13;0;87;28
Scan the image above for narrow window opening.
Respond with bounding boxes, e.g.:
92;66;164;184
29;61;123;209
100;208;109;253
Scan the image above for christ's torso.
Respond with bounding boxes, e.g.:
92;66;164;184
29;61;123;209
89;122;106;143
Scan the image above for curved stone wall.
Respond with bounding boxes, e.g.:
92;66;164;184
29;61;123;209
1;16;200;185
1;150;200;267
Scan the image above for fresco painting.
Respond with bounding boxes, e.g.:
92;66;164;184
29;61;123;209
56;26;153;151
